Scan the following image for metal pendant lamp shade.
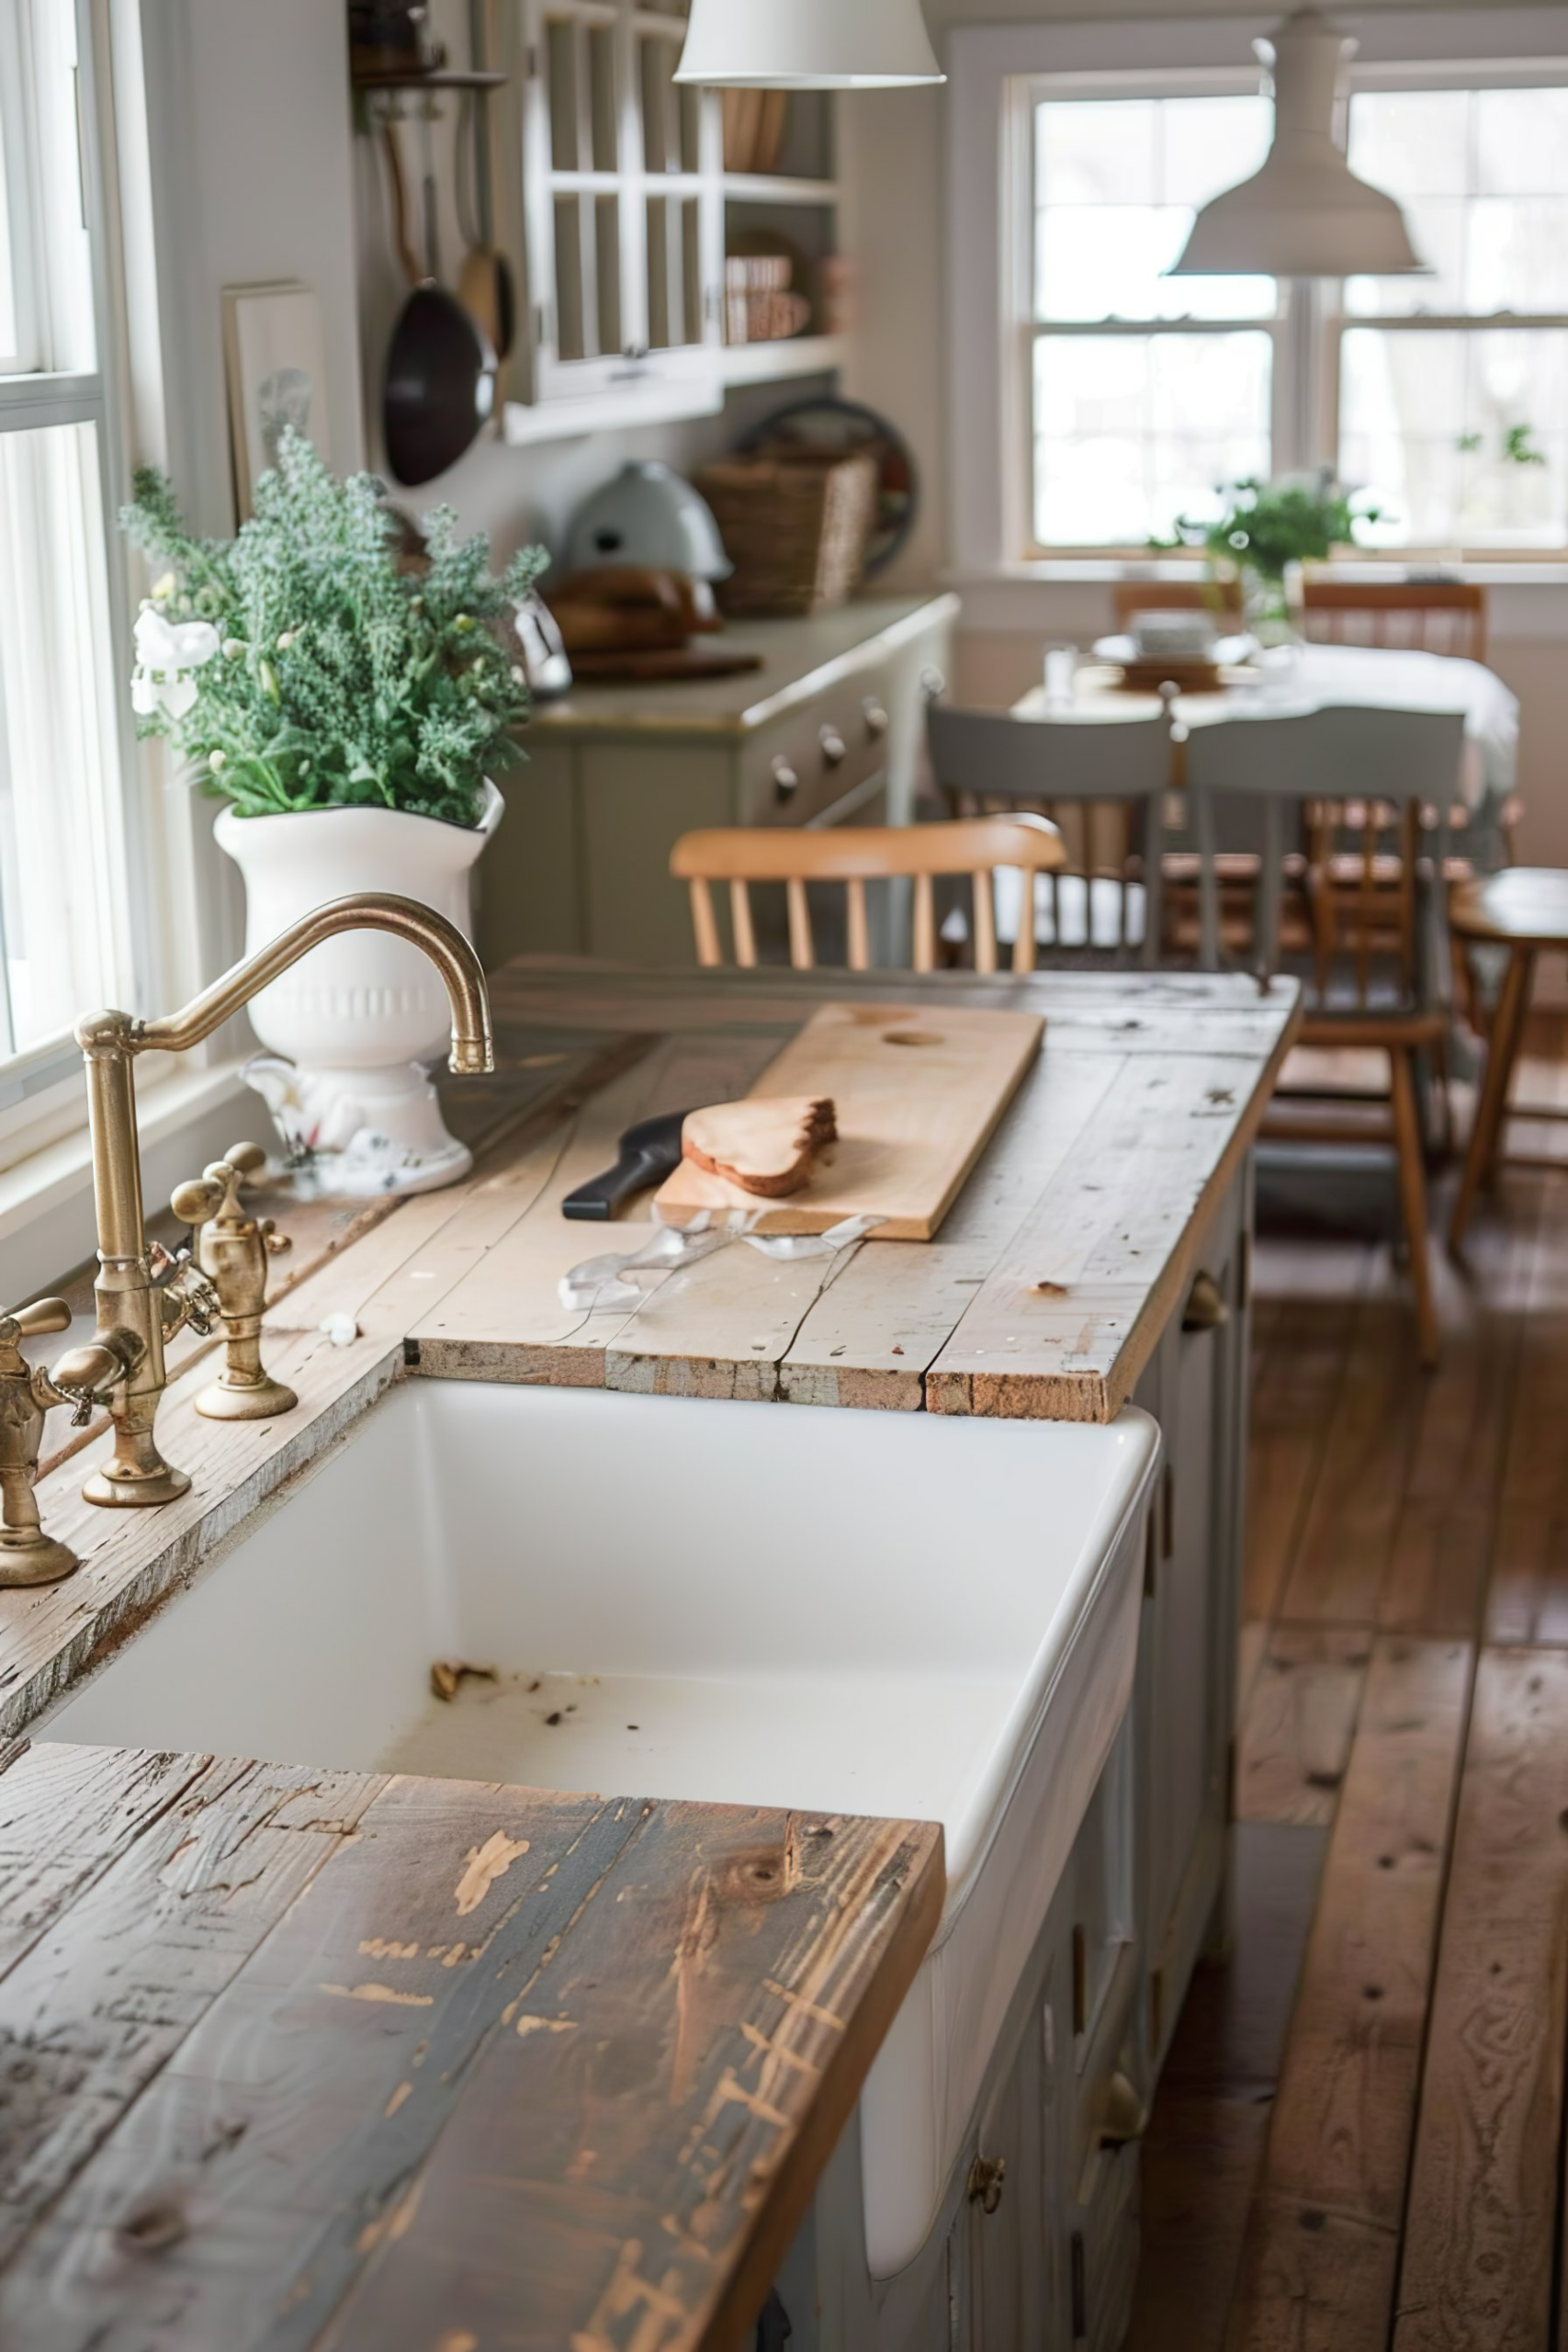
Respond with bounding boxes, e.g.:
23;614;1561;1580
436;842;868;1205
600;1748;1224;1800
1169;11;1423;277
674;0;943;89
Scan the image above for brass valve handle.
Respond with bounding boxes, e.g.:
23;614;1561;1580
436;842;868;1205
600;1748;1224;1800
0;1296;72;1348
173;1143;298;1423
0;1297;82;1587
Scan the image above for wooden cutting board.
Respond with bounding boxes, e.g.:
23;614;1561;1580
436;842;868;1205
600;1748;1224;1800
652;1001;1045;1241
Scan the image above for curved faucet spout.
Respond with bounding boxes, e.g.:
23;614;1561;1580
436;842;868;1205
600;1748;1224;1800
123;893;494;1073
70;892;493;1513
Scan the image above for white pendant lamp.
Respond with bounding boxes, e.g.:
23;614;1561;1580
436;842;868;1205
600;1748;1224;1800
1169;11;1423;277
674;0;944;90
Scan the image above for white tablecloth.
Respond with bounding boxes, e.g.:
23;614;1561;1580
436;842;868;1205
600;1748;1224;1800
1204;643;1519;813
1016;642;1520;816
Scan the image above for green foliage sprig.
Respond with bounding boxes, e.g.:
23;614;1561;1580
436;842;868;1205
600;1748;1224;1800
120;428;546;826
1156;472;1383;585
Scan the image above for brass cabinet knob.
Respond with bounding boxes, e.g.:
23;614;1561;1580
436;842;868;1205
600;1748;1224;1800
772;756;800;805
966;2153;1008;2214
1098;2069;1150;2149
1181;1270;1230;1332
819;724;848;769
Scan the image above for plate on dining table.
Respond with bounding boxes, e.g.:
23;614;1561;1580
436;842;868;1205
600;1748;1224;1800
1091;633;1258;671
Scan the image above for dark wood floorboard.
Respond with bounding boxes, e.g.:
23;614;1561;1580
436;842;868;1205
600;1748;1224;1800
1134;1015;1568;2351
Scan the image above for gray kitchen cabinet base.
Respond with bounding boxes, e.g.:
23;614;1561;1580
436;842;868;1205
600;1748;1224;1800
771;1163;1253;2352
479;596;958;972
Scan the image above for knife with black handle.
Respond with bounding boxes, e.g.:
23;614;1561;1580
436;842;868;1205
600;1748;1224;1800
561;1109;693;1221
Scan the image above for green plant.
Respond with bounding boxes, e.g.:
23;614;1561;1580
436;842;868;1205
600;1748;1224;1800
1165;472;1382;584
120;427;546;825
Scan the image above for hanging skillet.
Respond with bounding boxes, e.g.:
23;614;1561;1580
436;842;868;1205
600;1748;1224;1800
381;112;496;488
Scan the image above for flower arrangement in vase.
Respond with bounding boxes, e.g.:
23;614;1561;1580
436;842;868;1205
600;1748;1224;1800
1157;469;1383;646
122;428;545;1195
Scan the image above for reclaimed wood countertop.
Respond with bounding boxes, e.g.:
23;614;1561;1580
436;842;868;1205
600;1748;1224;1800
0;958;1295;2347
0;1736;942;2350
2;959;1300;1747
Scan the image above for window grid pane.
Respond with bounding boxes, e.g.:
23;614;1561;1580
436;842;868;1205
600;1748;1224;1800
0;421;134;1057
1033;330;1273;548
1339;85;1568;548
1032;91;1279;546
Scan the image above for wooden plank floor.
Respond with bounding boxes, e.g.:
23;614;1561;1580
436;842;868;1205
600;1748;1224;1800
1131;1014;1568;2352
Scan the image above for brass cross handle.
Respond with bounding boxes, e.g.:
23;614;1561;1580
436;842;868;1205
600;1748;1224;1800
0;1296;82;1587
171;1142;298;1424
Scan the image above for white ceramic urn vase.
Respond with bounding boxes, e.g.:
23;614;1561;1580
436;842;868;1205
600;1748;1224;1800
213;783;502;1197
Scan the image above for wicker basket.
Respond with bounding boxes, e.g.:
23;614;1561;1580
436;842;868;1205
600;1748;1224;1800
694;451;878;617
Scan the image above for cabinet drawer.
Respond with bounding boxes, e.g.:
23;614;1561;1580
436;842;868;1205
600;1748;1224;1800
739;663;897;829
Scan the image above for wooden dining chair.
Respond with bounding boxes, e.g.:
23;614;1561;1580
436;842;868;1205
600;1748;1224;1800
1300;578;1488;665
1111;576;1245;630
670;818;1066;975
1186;705;1467;1367
925;705;1173;967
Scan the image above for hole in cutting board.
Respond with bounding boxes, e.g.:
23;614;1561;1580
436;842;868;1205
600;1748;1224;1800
882;1030;943;1048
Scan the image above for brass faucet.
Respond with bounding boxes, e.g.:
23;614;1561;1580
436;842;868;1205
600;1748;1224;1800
53;893;492;1511
172;1141;298;1421
0;1298;84;1585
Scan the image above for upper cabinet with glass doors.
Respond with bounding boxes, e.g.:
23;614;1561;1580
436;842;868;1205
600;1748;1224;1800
511;0;843;439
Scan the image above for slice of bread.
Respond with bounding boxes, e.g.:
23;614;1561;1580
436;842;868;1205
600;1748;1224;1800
682;1096;838;1198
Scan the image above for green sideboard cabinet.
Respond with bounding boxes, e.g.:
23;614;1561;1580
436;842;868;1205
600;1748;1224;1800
477;594;960;970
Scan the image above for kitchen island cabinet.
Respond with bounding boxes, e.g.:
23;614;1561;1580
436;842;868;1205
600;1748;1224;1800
0;961;1296;2350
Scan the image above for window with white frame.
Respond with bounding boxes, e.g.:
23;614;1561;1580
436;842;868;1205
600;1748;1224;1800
1024;70;1568;557
0;0;139;1112
1032;86;1280;548
1341;85;1568;549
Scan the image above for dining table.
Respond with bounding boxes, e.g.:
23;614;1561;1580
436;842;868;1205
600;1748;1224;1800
1012;638;1520;851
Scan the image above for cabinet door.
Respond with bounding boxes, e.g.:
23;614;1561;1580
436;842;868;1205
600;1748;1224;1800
1139;1191;1246;2069
521;0;721;409
956;1953;1065;2349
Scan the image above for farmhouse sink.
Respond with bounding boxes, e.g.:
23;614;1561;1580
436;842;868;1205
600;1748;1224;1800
45;1378;1159;2278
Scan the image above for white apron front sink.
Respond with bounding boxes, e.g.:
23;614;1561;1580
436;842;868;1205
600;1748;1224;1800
44;1378;1159;2278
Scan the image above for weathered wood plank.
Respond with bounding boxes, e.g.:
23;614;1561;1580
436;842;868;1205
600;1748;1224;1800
1225;1638;1472;2352
315;1800;943;2352
0;1753;385;2266
1243;1266;1367;1625
1280;1273;1425;1626
779;1051;1122;1408
1235;1625;1372;1826
407;1032;782;1385
1381;1206;1530;1639
926;1042;1296;1423
1129;1824;1328;2352
0;1744;212;1981
1392;1648;1568;2352
1486;1181;1568;1646
0;1767;942;2352
489;959;1303;1064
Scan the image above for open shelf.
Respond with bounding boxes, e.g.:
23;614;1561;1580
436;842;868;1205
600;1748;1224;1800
717;334;847;386
722;175;842;207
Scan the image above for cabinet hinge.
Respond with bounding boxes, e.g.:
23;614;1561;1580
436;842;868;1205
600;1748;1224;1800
525;41;540;77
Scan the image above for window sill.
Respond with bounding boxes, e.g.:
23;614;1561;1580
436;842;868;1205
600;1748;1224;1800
946;559;1568;588
0;1056;250;1303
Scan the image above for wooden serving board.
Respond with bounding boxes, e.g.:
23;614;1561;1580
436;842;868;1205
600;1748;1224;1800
652;1000;1045;1241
